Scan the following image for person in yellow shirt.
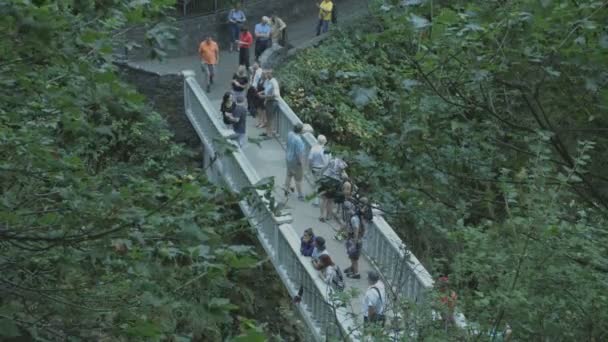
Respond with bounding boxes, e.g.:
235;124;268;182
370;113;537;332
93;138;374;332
316;0;333;36
198;35;219;93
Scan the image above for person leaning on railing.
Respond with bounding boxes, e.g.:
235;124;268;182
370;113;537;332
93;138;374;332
300;228;316;256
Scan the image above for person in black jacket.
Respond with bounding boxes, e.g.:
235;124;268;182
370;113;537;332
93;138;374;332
220;92;236;126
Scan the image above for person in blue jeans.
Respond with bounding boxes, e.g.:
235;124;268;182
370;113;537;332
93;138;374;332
316;0;333;36
285;123;306;200
228;2;246;52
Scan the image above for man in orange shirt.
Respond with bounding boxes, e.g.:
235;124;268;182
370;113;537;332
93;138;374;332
198;35;219;93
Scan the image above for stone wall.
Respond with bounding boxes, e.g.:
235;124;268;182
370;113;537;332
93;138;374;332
116;63;200;148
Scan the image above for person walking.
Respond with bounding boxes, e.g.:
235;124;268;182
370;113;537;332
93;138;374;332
308;134;329;206
227;2;246;52
363;271;386;329
225;95;248;147
254;16;272;61
258;69;280;138
316;0;333;36
198;35;219;93
270;14;287;47
236;27;253;69
285;123;306;201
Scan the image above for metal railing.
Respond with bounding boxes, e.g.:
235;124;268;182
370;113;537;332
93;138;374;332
183;68;467;340
273;98;437;307
182;70;352;341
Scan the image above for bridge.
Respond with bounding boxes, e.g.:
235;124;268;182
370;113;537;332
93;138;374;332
128;4;466;341
179;72;436;340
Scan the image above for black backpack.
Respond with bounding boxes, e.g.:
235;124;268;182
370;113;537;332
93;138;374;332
332;266;345;292
361;204;373;221
331;3;337;24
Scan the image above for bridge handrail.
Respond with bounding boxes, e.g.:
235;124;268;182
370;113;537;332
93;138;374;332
182;71;354;340
274;95;470;329
273;97;436;305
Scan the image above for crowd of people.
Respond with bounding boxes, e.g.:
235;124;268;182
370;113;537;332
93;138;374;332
197;0;338;93
197;0;389;331
283;124;388;329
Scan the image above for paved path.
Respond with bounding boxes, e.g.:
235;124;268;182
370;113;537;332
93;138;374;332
131;0;367;101
132;2;372;333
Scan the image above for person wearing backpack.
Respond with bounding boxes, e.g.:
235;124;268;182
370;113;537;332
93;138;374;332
316;0;333;36
364;271;386;328
317;254;346;292
317;157;348;222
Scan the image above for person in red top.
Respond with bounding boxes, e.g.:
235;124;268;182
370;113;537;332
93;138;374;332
437;276;457;325
236;27;253;69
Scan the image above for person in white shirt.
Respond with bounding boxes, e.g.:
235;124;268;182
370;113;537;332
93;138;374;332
316;254;336;284
363;271;386;329
258;69;280;138
308;135;328;172
308;134;328;206
248;62;264;126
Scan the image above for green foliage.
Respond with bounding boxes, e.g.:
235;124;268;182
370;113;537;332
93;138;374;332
0;0;299;340
278;0;608;339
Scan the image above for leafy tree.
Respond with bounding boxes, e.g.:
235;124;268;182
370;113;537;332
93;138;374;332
1;0;301;340
277;0;608;339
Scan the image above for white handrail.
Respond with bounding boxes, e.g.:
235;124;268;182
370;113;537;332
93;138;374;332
182;71;352;341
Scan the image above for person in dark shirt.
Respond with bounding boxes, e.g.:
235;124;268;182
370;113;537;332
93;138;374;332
300;228;315;256
232;65;249;102
225;95;248;147
220;92;236;126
